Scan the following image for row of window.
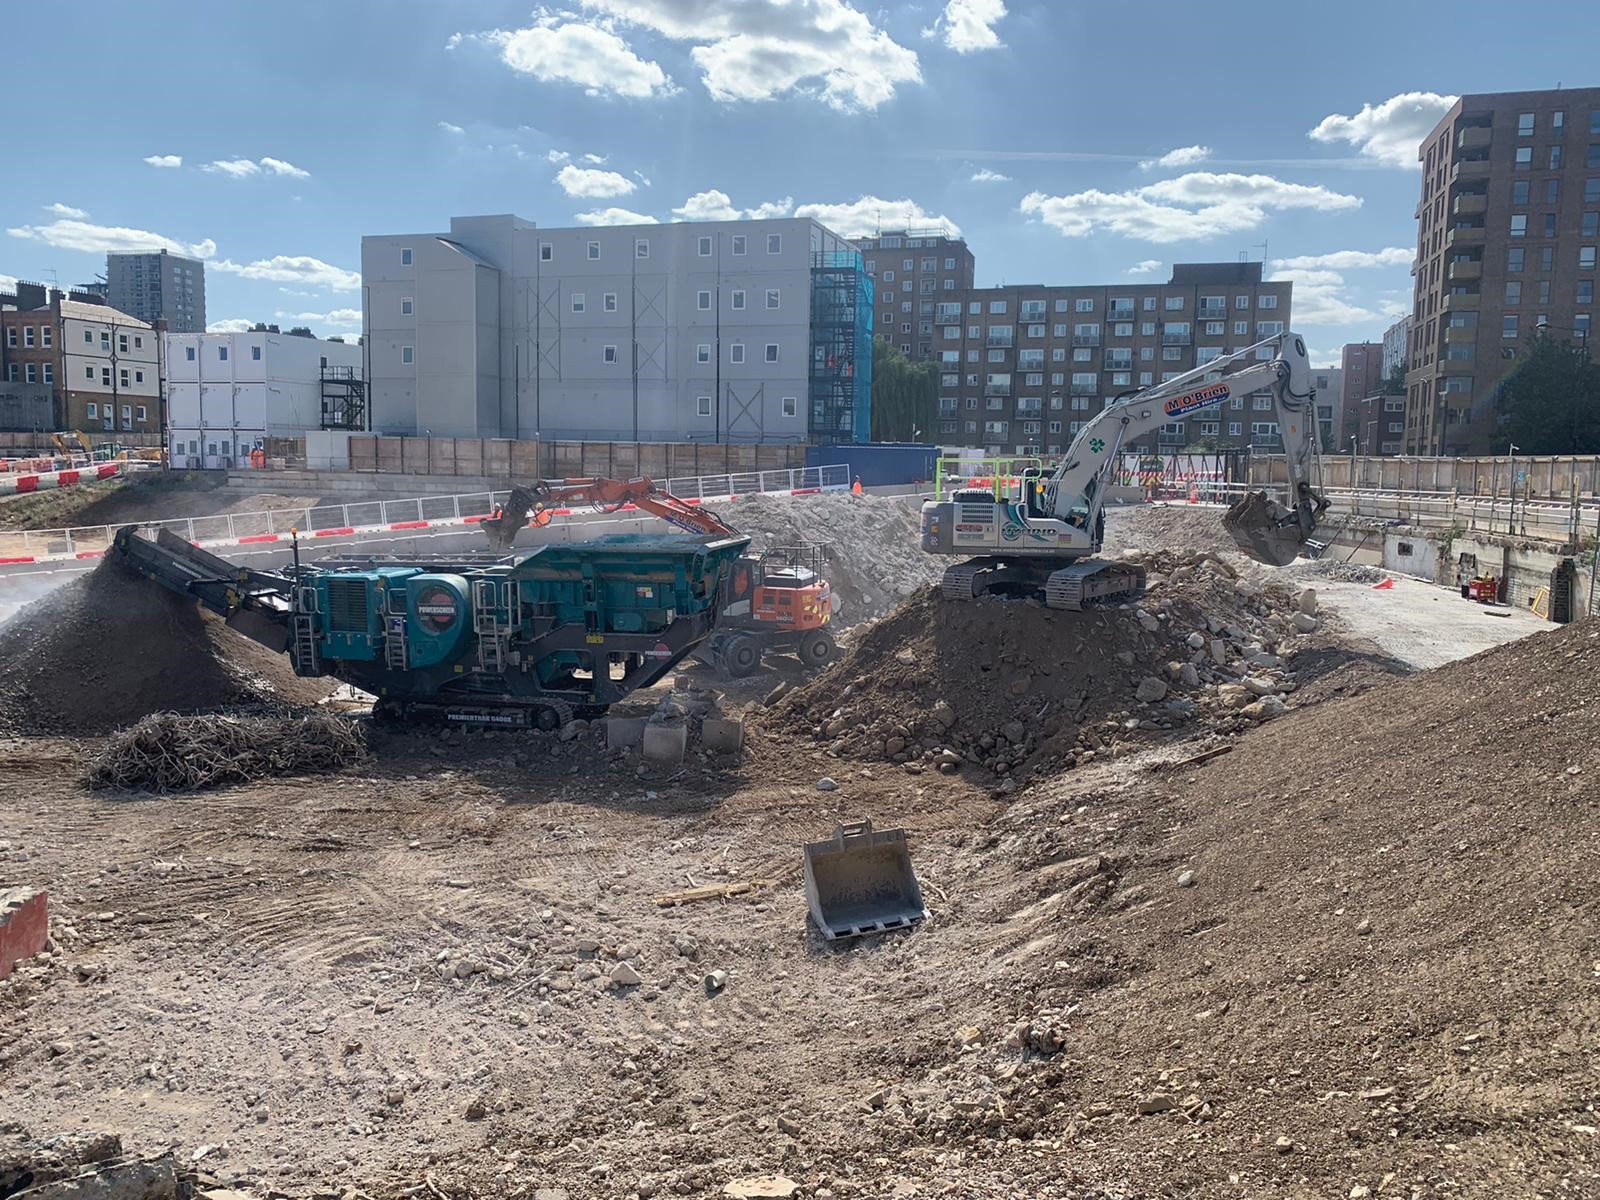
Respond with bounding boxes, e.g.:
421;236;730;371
1500;312;1592;338
866;257;960;274
1;363;148;386
3;327;149;352
1502;280;1595;305
939;391;1279;413
84;403;148;421
399;233;788;270
939;418;1278;440
690;395;801;419
181;344;263;362
394;341;788;368
917;294;1278;317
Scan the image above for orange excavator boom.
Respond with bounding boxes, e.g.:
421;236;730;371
481;476;740;549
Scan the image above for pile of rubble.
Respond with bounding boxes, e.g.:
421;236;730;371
764;550;1317;784
85;711;368;792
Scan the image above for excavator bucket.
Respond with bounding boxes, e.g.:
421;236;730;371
1222;490;1310;567
803;820;928;940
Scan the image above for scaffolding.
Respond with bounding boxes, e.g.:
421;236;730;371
808;251;874;445
319;365;368;431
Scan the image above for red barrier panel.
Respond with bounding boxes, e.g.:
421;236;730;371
388;521;429;530
790;487;821;496
238;534;280;544
15;476;38;494
313;527;356;537
0;555;37;564
74;550;105;560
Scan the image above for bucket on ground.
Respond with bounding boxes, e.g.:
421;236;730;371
802;819;928;940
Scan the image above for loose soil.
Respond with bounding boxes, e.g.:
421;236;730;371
0;559;330;735
0;471;333;533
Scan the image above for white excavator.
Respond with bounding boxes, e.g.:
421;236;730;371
920;331;1329;609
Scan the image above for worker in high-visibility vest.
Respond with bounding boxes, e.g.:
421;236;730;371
851;476;863;496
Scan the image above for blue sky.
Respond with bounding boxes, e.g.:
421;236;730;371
8;0;1600;366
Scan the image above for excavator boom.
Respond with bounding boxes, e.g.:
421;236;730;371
482;476;741;549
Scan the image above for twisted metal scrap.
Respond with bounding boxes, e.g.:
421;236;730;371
86;711;368;793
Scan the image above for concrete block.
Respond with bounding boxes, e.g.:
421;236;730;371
1;887;48;980
606;717;647;751
642;720;688;765
701;716;745;755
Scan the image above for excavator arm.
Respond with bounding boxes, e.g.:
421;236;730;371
481;477;741;550
1043;331;1328;566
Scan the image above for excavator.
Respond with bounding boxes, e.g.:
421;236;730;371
483;476;838;677
920;331;1330;608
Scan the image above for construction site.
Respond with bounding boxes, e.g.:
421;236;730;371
2;338;1598;1200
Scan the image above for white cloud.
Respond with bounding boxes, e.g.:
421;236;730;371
470;18;673;100
0;274;17;292
277;308;362;326
1020;172;1361;244
207;319;256;333
671;189;794;221
1127;259;1163;275
1266;267;1376;326
1272;247;1413;271
438;121;466;135
969;167;1010;183
546;149;571;164
586;0;922;112
202;156;311;179
44;202;89;219
1307;347;1341;369
260;157;310;178
143;154;183;168
202;158;262;178
792;196;959;238
1139;144;1211;171
7;218;215;259
924;0;1007;53
556;164;637;198
573;207;658;226
1309;91;1458;167
582;152;608;164
210;255;360;291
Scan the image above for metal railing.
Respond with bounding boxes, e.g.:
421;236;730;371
0;464;852;560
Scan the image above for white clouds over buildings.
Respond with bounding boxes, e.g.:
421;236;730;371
924;0;1007;53
1308;91;1458;166
555;164;638;198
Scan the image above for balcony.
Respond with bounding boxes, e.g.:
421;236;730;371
1251;434;1282;448
1069;383;1099;396
1455;126;1492;152
984;382;1012;397
1162;331;1192;346
1444;324;1477;344
1104;357;1134;371
1442;291;1480;312
1446;226;1485;248
1071;333;1101;346
1107;307;1136;322
1015;403;1042;418
1453;193;1487;216
1158;432;1186;446
1451;159;1491;183
1447;260;1482;282
1196;305;1227;321
1019;310;1047;324
985;335;1014;348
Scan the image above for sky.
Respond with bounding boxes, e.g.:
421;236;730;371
7;0;1600;367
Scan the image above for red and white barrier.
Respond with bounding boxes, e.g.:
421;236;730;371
0;461;121;497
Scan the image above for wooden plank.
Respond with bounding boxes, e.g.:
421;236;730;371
653;878;780;907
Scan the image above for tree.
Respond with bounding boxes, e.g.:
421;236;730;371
1496;332;1600;454
869;337;940;443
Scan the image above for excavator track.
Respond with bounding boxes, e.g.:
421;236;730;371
939;559;1030;601
940;562;985;601
1043;561;1147;611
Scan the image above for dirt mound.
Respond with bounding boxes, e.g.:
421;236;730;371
1293;557;1389;583
0;560;330;735
728;492;942;626
1102;502;1238;555
763;549;1308;782
909;618;1600;1193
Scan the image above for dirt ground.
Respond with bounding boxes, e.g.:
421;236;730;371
0;471;334;533
2;500;1593;1198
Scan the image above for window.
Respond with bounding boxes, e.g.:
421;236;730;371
121;405;131;420
766;288;780;310
1539;280;1552;304
1544;213;1558;237
989;301;1007;314
1228;421;1241;436
604;292;618;312
1555;111;1566;131
697;344;711;364
696;395;712;417
1541;247;1555;271
401;247;412;266
401;345;415;364
1515;146;1532;169
185;345;196;361
1551;146;1564;170
729;234;747;257
1580;281;1595;304
730;343;745;364
697;290;711;311
585;240;600;260
1258;295;1278;310
540;242;553;262
1510;214;1527;237
83;365;93;380
766;234;781;254
24;363;36;384
246;345;260;362
1582;246;1598;269
1141;322;1156;336
765;343;779;363
133;370;142;383
402;296;413;315
1585;213;1599;237
1162;296;1183;311
119;334;129;353
698;236;712;257
42;363;54;384
134;405;146;421
22;326;33;348
1508;247;1525;272
1232;321;1249;336
218;346;228;361
781;396;798;418
1503;314;1519;339
1505;281;1522;305
1513;180;1530;205
1590;145;1600;169
1518;112;1535;136
601;345;618;364
730;289;746;311
635;239;649;259
86;402;97;418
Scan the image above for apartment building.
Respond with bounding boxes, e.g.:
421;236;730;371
0;282;160;433
1312;367;1344;450
1382;315;1411;381
165;330;363;468
362;213;872;445
1405;87;1600;455
853;228;975;361
106;249;206;333
933;263;1292;455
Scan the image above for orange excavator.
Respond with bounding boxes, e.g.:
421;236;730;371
483;477;838;676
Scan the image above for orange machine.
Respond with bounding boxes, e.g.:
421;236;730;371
481;477;838;677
